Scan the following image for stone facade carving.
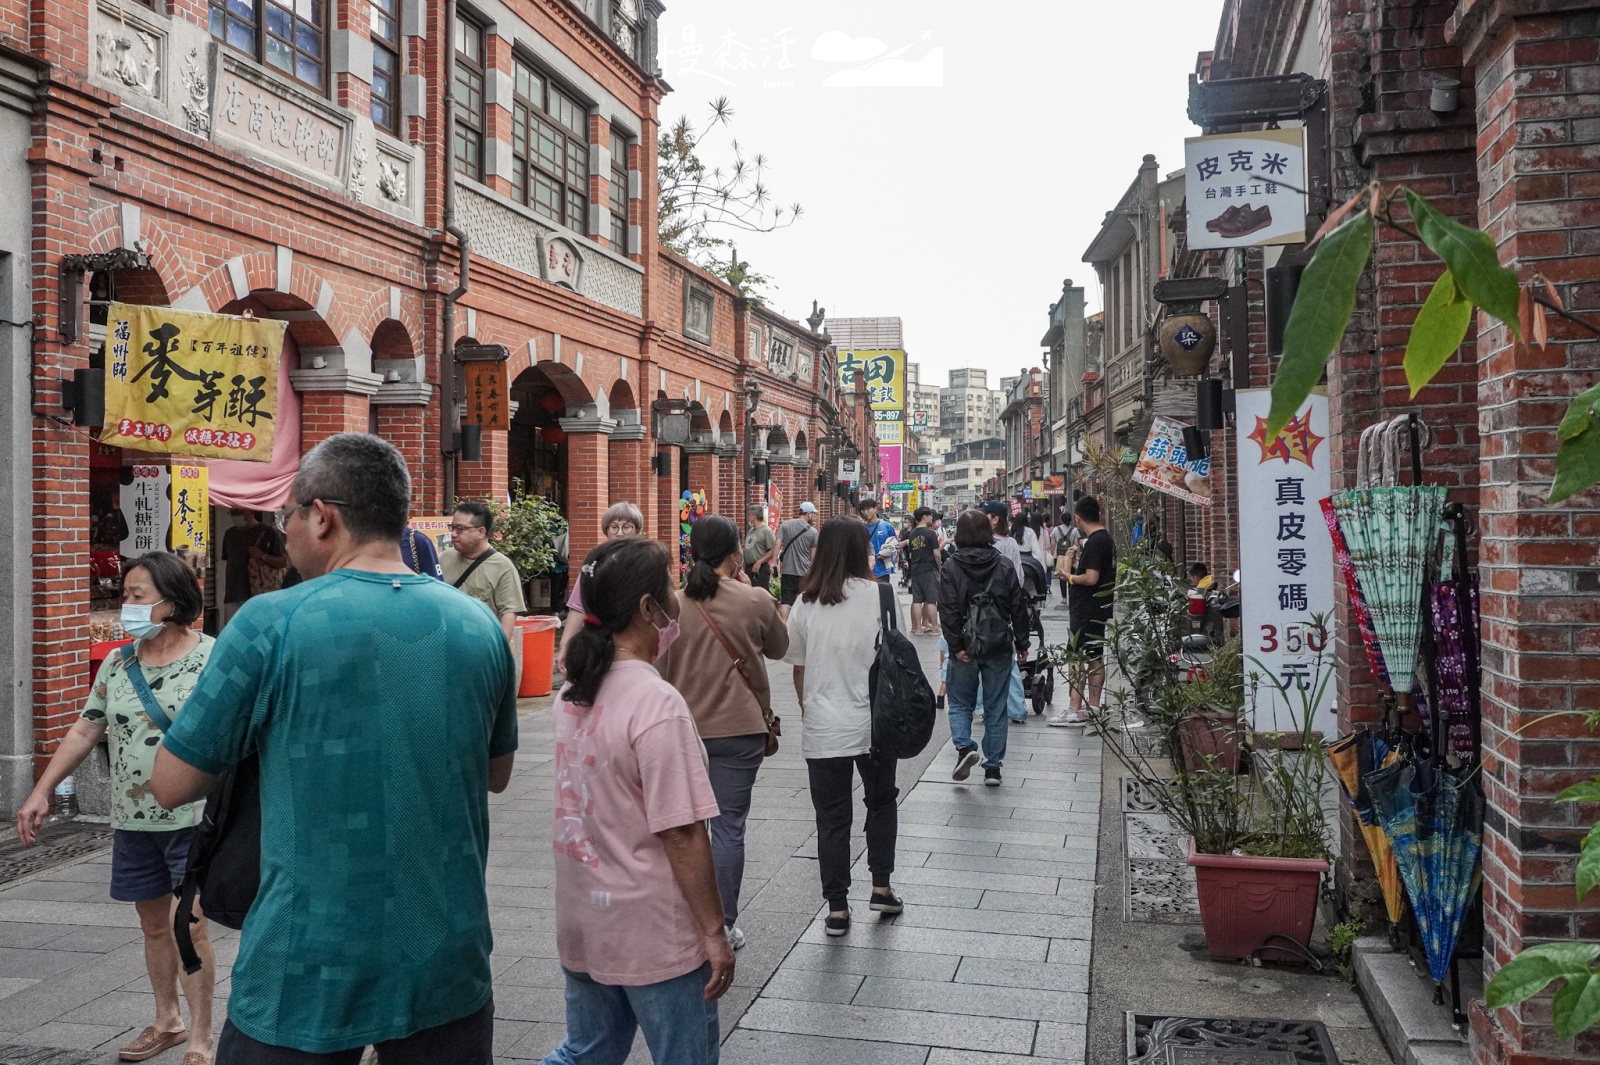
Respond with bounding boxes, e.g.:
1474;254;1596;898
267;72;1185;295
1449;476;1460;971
350;141;368;202
376;155;407;204
179;47;209;135
97;28;160;97
211;57;349;186
580;249;642;317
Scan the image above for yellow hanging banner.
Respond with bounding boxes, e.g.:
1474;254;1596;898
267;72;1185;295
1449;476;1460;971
169;465;210;552
102;302;285;462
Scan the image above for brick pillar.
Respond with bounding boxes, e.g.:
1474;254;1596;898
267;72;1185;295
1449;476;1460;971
297;390;373;452
655;443;681;579
371;389;433;512
717;439;740;519
684;443;718;516
607;409;653;539
456;427;508;504
793;461;816;513
1462;7;1600;1063
560;408;616;566
770;458;794;518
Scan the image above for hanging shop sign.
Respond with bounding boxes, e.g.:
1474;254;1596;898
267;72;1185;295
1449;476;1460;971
879;445;903;486
169;465;210;553
837;349;905;411
1043;474;1066;496
838;457;860;484
102;302;285;461
1184;128;1307;250
464;360;510;431
1131;416;1213;507
875;420;905;446
120;465;171;557
1235;389;1335;737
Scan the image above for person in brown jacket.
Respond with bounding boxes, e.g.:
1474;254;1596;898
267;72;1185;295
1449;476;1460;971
657;514;788;952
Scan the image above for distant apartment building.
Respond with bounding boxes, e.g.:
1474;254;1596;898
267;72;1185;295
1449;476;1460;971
938;437;1006;510
939;367;1003;446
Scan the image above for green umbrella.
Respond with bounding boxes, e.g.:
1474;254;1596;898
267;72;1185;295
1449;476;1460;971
1329;486;1447;699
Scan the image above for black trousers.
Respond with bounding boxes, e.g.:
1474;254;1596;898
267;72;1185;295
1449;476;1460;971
806;751;898;910
217;999;493;1064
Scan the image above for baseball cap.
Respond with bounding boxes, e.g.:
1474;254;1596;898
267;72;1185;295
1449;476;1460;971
799;501;817;513
978;500;1009;517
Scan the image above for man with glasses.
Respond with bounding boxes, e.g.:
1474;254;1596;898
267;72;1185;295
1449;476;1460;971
441;501;526;642
150;433;518;1064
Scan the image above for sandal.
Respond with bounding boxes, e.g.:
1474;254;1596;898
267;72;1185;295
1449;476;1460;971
181;1053;214;1065
119;1026;188;1062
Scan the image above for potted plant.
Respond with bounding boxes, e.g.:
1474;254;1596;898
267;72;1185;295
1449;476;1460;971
1170;638;1245;775
477;480;567;609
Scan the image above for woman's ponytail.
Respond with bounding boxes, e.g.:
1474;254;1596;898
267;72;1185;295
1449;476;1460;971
562;538;672;706
683;515;741;602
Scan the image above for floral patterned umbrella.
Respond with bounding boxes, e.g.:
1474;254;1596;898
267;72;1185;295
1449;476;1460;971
1329;486;1448;701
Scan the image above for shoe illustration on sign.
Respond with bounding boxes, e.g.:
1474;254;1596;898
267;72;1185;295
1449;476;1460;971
1204;204;1274;240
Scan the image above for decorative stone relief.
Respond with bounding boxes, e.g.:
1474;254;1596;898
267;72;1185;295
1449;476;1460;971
579;251;642;318
376;155;407;204
540;236;583;289
178;47;209;135
349;141;369;202
212;56;349;187
97;27;161;97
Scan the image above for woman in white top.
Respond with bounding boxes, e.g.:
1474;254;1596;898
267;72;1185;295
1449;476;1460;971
785;517;906;937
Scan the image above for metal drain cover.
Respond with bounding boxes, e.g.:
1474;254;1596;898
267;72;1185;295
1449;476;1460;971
1128;1014;1340;1064
0;823;114;888
1167;1050;1297;1064
0;1044;109;1064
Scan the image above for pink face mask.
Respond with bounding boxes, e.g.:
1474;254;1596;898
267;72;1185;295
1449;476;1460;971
651;616;682;662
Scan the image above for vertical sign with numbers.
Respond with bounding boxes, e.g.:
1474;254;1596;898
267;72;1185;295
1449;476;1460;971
120;466;172;557
1234;389;1335;737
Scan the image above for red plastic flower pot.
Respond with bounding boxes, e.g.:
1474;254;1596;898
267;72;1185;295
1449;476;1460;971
1186;840;1328;963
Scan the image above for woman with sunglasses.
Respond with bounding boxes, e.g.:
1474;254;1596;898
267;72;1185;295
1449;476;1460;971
557;501;644;674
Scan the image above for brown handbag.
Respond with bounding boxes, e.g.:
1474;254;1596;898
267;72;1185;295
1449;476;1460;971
692;599;782;757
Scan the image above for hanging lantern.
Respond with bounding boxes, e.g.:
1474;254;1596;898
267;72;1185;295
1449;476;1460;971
538;391;566;414
542;426;568;444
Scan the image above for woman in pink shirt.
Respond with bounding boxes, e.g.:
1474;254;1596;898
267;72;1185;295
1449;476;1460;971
542;537;733;1065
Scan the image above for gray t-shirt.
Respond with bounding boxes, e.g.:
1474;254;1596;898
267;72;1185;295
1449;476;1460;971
777;518;819;576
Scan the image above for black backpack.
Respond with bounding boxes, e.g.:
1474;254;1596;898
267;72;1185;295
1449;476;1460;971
868;582;937;759
173;755;260;974
962;569;1015;661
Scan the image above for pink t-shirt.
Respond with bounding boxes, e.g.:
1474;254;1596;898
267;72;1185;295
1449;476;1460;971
567;576;583;611
551;659;720;985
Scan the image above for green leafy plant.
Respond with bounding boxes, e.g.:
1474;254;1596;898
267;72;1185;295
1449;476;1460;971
1328;917;1365;982
1242;615;1335;862
1267;183;1600;504
469;480;566;583
1485;774;1600;1038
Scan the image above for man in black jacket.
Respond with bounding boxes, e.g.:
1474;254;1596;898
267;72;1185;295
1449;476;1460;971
938;510;1030;786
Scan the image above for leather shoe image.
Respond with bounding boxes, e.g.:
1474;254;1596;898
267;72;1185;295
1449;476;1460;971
1213;203;1273;239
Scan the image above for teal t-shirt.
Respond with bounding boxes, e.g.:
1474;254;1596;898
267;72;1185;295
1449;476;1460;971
163;569;519;1053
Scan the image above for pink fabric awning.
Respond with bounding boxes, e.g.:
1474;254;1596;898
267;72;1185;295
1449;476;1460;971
204;335;302;511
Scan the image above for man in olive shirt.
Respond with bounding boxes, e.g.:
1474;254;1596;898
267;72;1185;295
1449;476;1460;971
441;501;526;641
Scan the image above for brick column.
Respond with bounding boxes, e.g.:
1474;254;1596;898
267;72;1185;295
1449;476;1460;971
297;391;373;452
455;428;507;504
1459;6;1600;1063
717;437;740;519
560;407;616;566
684;439;718;516
607;409;653;538
371;383;434;512
655;443;682;579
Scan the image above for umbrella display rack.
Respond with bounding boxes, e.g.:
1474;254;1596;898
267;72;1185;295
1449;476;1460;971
1324;413;1484;1030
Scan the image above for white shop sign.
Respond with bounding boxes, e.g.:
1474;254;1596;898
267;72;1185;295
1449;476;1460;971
121;465;171;557
1185;128;1307;250
1234;389;1335;737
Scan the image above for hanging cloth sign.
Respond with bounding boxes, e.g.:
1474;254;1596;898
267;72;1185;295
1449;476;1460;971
169;465;210;553
120;466;171;557
102;302;285;462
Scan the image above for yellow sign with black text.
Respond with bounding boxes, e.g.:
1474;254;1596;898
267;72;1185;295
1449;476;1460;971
169;465;210;552
101;302;285;462
837;349;905;412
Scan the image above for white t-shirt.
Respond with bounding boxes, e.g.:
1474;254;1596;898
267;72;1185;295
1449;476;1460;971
784;577;904;759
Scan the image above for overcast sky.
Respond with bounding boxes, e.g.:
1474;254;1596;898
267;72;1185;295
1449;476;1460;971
657;0;1228;389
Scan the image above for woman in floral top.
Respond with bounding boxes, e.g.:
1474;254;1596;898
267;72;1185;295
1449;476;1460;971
16;552;217;1065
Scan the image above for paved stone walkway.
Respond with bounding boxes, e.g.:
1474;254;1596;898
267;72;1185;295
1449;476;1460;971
0;597;1094;1064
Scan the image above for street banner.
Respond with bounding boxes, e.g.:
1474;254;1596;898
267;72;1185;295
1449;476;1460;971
1234;389;1335;737
1185;128;1307;250
409;516;452;552
879;444;902;486
1008;498;1022;516
1131;416;1213;507
1043;474;1066;496
102;302;285;461
874;420;904;445
1030;479;1045;500
464;360;510;430
169;465;210;553
837;349;905;411
121;465;171;557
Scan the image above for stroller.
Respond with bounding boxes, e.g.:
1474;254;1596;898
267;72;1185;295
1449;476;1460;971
1018;554;1055;714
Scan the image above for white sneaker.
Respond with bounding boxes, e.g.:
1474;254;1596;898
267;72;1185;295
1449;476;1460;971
1046;712;1071;727
726;926;746;950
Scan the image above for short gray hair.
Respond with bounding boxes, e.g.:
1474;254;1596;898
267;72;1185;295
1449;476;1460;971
292;433;411;543
602;501;644;532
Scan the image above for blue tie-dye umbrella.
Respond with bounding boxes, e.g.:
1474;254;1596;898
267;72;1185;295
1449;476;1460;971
1364;757;1483;985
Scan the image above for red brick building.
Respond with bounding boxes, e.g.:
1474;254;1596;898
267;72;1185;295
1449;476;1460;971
0;0;859;811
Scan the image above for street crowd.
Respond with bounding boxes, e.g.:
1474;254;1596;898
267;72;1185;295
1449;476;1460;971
14;433;1118;1065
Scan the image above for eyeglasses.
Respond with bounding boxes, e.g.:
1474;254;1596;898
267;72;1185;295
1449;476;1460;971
277;499;350;524
605;521;639;534
448;523;484;533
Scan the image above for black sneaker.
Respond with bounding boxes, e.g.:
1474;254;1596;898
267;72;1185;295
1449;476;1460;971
869;890;904;914
984;767;1002;787
952;748;980;781
824;909;850;936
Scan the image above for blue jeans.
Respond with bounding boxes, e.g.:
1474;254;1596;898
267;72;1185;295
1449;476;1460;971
703;734;767;928
948;655;1013;769
540;964;718;1065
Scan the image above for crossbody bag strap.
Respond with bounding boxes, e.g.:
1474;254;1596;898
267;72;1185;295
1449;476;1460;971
452;548;495;589
118;643;173;733
692;600;769;717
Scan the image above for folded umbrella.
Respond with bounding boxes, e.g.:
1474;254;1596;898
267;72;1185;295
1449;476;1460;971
1327;731;1405;923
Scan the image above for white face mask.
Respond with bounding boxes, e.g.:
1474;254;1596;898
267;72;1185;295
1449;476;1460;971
121;600;167;639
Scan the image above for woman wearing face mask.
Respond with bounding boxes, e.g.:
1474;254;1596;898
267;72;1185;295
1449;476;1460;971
16;552;216;1065
657;515;788;952
556;501;645;676
541;537;733;1065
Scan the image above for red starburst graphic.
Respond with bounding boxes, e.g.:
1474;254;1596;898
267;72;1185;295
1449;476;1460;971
1248;411;1324;467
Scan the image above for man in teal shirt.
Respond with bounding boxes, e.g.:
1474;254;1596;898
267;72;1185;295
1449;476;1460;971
152;433;518;1064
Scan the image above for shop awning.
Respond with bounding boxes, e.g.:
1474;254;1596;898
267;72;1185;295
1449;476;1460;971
204;334;302;511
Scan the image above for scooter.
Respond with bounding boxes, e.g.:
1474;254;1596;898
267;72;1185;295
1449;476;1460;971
1175;571;1241;681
